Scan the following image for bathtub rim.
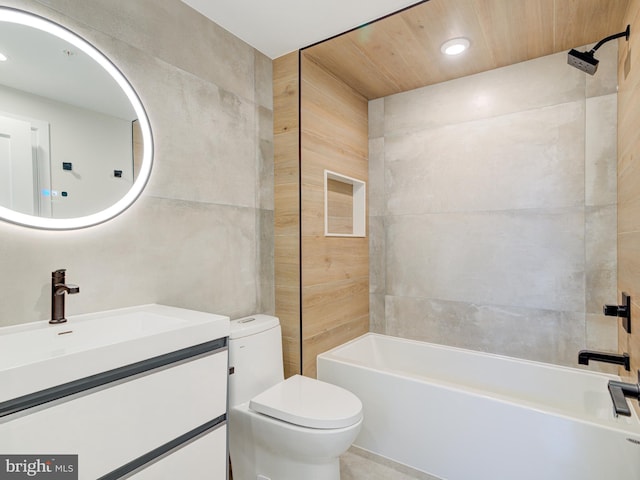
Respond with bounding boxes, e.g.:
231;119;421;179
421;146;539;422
317;332;640;435
319;332;622;379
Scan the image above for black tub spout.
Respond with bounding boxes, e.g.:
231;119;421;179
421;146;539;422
578;350;630;371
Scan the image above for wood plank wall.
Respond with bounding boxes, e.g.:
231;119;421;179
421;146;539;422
273;51;370;378
273;52;301;378
618;0;640;416
300;52;370;378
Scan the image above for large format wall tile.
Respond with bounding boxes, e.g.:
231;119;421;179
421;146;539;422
258;106;275;211
585;41;619;99
39;0;258;103
585;205;617;314
385;101;585;215
385;296;585;367
385;209;585;313
369;216;386;295
141;64;258;208
368;98;384;139
369;293;386;334
368;137;385;217
127;197;261;318
258;209;275;314
586;313;619;374
0;197;261;326
585;94;617;207
384;52;585;136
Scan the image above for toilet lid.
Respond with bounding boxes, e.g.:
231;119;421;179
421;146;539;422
249;375;363;429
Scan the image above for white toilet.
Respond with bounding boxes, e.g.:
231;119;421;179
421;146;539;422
228;314;363;480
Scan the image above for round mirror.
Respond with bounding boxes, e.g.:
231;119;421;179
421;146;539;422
0;7;153;229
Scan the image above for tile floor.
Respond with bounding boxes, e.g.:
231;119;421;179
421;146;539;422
340;447;441;480
230;446;441;479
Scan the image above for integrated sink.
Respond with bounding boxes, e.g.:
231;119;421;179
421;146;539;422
3;310;193;369
0;304;230;403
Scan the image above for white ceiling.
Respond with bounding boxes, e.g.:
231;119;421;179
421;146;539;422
180;0;422;59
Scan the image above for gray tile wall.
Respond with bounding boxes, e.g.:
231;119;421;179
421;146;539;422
369;44;618;368
0;0;274;326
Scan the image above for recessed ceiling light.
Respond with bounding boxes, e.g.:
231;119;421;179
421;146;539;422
441;37;470;56
0;52;7;62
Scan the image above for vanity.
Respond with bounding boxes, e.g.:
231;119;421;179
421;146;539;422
0;304;230;479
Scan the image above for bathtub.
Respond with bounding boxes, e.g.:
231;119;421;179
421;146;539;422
317;333;640;480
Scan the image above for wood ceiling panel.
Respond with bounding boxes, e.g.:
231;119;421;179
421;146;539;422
398;0;497;89
303;0;630;99
355;14;428;90
471;0;555;65
304;34;402;98
555;0;631;51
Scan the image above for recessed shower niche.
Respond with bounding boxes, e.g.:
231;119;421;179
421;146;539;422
324;170;366;237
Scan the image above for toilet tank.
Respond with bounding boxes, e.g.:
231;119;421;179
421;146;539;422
228;314;285;407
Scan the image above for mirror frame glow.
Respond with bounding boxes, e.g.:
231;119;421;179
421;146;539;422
0;7;153;230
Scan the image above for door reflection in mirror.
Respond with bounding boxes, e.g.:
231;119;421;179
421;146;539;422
0;7;152;229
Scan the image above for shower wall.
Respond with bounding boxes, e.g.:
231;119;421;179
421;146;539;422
369;45;619;368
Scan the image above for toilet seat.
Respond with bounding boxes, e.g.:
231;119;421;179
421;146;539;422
249;374;363;429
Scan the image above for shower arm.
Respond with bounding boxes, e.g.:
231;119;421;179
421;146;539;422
589;25;630;54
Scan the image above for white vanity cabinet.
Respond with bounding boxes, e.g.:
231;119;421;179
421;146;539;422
0;305;230;480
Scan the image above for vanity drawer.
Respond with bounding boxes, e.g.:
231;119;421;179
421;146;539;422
129;424;227;479
0;349;227;479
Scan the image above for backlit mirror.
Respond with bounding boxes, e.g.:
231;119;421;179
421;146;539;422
0;7;153;229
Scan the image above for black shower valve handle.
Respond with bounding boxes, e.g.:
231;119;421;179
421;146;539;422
603;292;631;334
603;304;628;317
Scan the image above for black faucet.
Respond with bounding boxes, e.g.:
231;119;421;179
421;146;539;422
578;350;630;371
608;371;640;417
50;269;80;324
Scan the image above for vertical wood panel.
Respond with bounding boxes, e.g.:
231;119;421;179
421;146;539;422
555;0;631;51
274;52;300;378
300;53;369;378
617;0;640;417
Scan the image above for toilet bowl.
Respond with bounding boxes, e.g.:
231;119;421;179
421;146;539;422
228;315;362;480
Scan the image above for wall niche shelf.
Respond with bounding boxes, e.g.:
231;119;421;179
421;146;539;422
324;169;366;237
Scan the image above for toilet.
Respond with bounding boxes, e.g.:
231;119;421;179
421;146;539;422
228;314;363;480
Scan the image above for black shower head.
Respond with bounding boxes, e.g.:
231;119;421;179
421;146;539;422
567;49;599;75
567;25;630;75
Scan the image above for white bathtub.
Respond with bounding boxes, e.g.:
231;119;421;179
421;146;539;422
317;333;640;480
